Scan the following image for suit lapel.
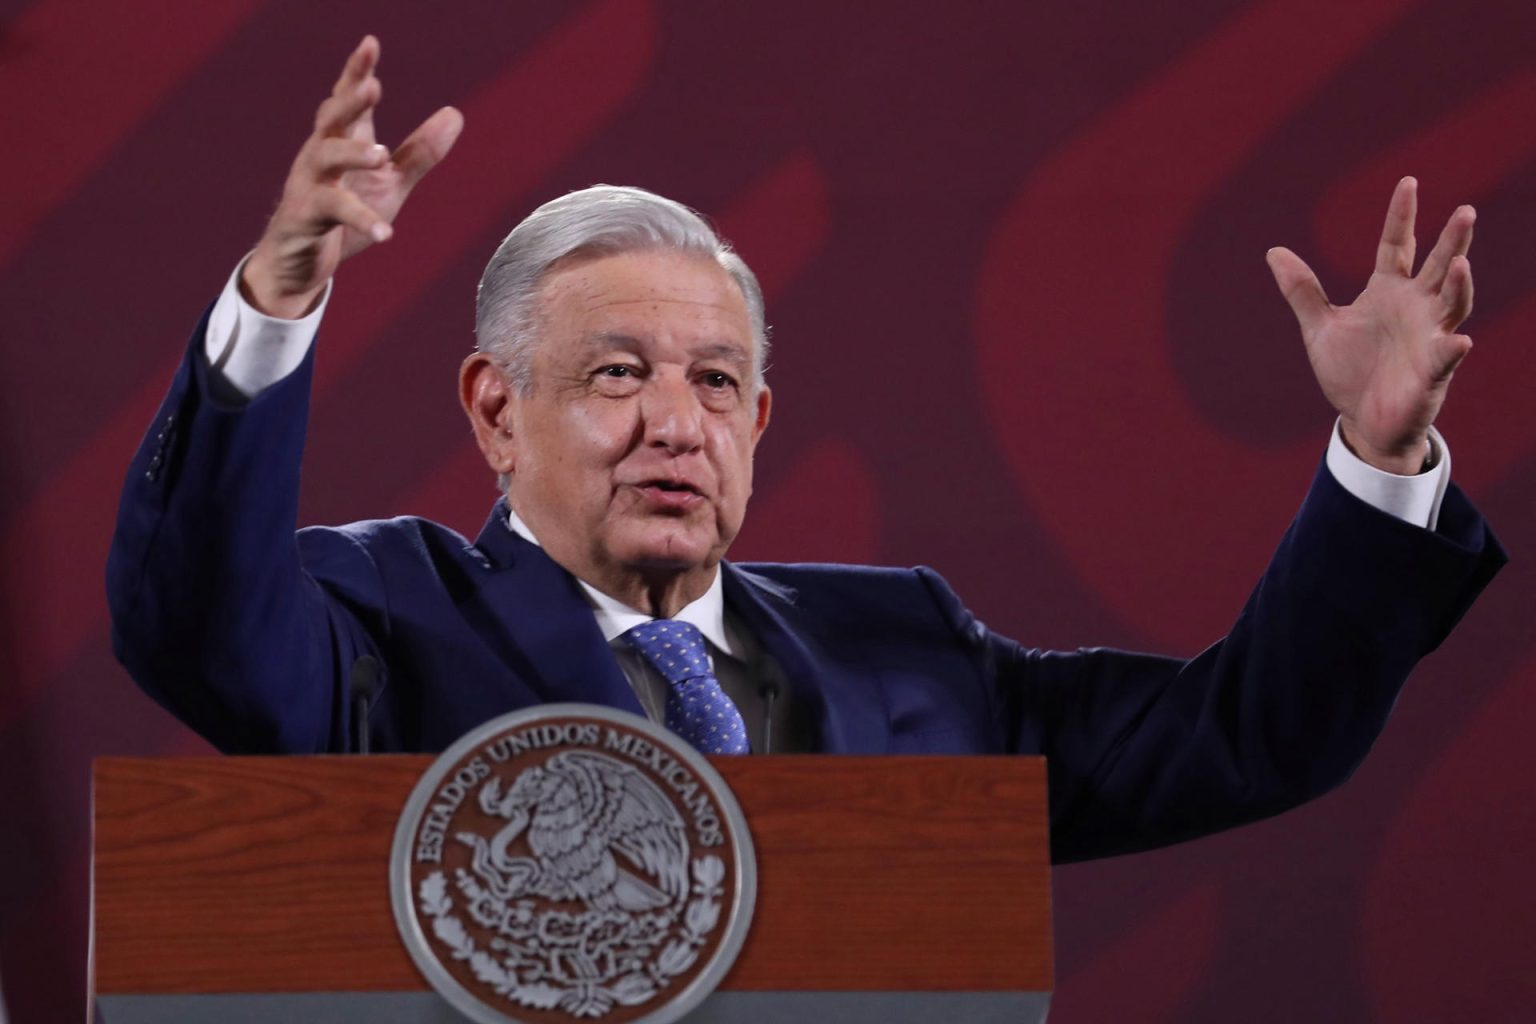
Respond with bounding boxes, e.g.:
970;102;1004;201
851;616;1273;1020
469;501;644;716
467;502;886;747
722;563;890;754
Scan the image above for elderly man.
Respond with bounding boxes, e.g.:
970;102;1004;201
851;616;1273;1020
107;38;1503;862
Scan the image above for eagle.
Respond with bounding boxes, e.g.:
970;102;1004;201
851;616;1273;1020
461;750;690;915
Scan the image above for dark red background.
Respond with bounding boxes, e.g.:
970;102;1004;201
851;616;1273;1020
2;1;1532;1019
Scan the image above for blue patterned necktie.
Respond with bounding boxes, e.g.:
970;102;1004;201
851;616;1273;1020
622;619;750;755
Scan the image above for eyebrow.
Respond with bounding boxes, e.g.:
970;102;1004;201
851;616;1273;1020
582;332;752;368
581;331;643;356
690;342;753;369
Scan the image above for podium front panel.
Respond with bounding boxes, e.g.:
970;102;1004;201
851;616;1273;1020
93;755;1051;1021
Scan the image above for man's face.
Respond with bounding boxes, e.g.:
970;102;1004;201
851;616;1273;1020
503;249;771;598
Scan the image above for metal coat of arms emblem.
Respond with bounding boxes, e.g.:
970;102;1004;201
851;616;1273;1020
391;704;757;1024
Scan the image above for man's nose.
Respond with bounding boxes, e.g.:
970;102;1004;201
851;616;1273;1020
641;374;705;453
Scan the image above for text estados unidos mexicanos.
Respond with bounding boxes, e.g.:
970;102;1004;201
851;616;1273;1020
414;724;725;863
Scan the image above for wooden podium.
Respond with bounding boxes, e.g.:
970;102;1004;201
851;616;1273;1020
92;755;1053;1023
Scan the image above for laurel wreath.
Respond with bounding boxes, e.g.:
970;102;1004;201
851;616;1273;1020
418;855;726;1018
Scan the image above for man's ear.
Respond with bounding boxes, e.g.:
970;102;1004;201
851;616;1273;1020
459;353;518;477
751;384;772;445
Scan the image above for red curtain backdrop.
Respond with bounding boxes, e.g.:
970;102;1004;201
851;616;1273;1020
1;1;1531;1019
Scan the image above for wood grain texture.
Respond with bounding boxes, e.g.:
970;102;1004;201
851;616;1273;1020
93;755;1050;994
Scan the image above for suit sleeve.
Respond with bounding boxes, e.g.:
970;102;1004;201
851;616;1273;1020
940;463;1505;863
105;307;384;754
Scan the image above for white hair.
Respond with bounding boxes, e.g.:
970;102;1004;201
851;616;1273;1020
474;185;770;392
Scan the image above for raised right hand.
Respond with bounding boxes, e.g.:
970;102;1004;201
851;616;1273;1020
242;35;463;319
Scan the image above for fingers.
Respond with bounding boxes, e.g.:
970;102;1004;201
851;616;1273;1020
332;35;380;95
302;137;390;180
392;106;465;190
1266;246;1331;334
1418;205;1475;293
314;72;380;137
298;184;394;244
1439;254;1474;328
1375;176;1418;276
313;36;381;144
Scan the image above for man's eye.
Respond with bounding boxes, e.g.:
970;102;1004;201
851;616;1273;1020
598;365;634;378
700;371;737;389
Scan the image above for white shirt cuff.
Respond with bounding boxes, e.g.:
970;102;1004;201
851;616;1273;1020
1325;419;1451;530
203;255;330;400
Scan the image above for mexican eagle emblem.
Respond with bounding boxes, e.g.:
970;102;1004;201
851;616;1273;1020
393;707;754;1024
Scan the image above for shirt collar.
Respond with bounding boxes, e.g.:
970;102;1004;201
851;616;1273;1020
505;507;735;656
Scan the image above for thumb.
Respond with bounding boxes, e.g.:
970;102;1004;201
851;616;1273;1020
1266;247;1331;335
1430;333;1473;383
394;106;465;190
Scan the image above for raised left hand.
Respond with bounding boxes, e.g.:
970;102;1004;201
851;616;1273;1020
1267;177;1475;475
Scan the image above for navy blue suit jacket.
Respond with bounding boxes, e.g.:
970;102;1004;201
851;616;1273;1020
107;312;1506;862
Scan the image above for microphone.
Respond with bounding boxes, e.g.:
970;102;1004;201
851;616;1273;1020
758;682;780;755
349;655;382;755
